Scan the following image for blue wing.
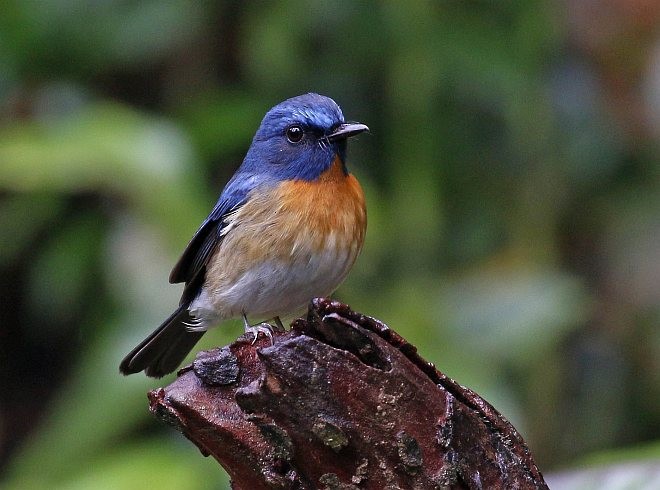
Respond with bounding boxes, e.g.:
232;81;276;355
169;172;268;286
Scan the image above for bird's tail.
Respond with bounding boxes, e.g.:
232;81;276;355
119;304;205;378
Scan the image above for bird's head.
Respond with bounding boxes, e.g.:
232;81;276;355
243;93;368;181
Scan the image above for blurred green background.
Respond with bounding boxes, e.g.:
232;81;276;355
1;1;659;488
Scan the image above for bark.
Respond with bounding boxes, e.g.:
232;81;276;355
148;298;548;489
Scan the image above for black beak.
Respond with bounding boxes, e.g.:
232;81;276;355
326;122;369;142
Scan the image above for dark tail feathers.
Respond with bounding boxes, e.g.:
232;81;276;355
119;305;205;378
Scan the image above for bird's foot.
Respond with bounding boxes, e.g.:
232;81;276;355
244;323;274;345
240;314;286;345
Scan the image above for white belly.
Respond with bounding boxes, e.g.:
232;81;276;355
188;239;359;326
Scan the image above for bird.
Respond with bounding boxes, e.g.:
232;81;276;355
120;93;368;377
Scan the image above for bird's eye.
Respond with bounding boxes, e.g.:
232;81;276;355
286;125;304;143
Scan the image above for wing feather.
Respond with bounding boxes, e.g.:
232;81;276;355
168;172;269;286
169;199;243;285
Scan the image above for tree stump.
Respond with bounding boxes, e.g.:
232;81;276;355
148;298;548;489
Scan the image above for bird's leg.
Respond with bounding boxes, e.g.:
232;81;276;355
273;316;286;332
242;313;274;345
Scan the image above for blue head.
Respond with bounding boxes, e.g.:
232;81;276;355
239;93;368;182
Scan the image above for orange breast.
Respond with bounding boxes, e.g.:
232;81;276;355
206;156;366;286
274;157;367;253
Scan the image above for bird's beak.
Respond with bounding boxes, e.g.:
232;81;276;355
326;122;369;142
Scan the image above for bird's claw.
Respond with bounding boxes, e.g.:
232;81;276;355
245;323;274;345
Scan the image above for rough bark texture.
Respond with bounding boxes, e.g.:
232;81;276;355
148;298;548;489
